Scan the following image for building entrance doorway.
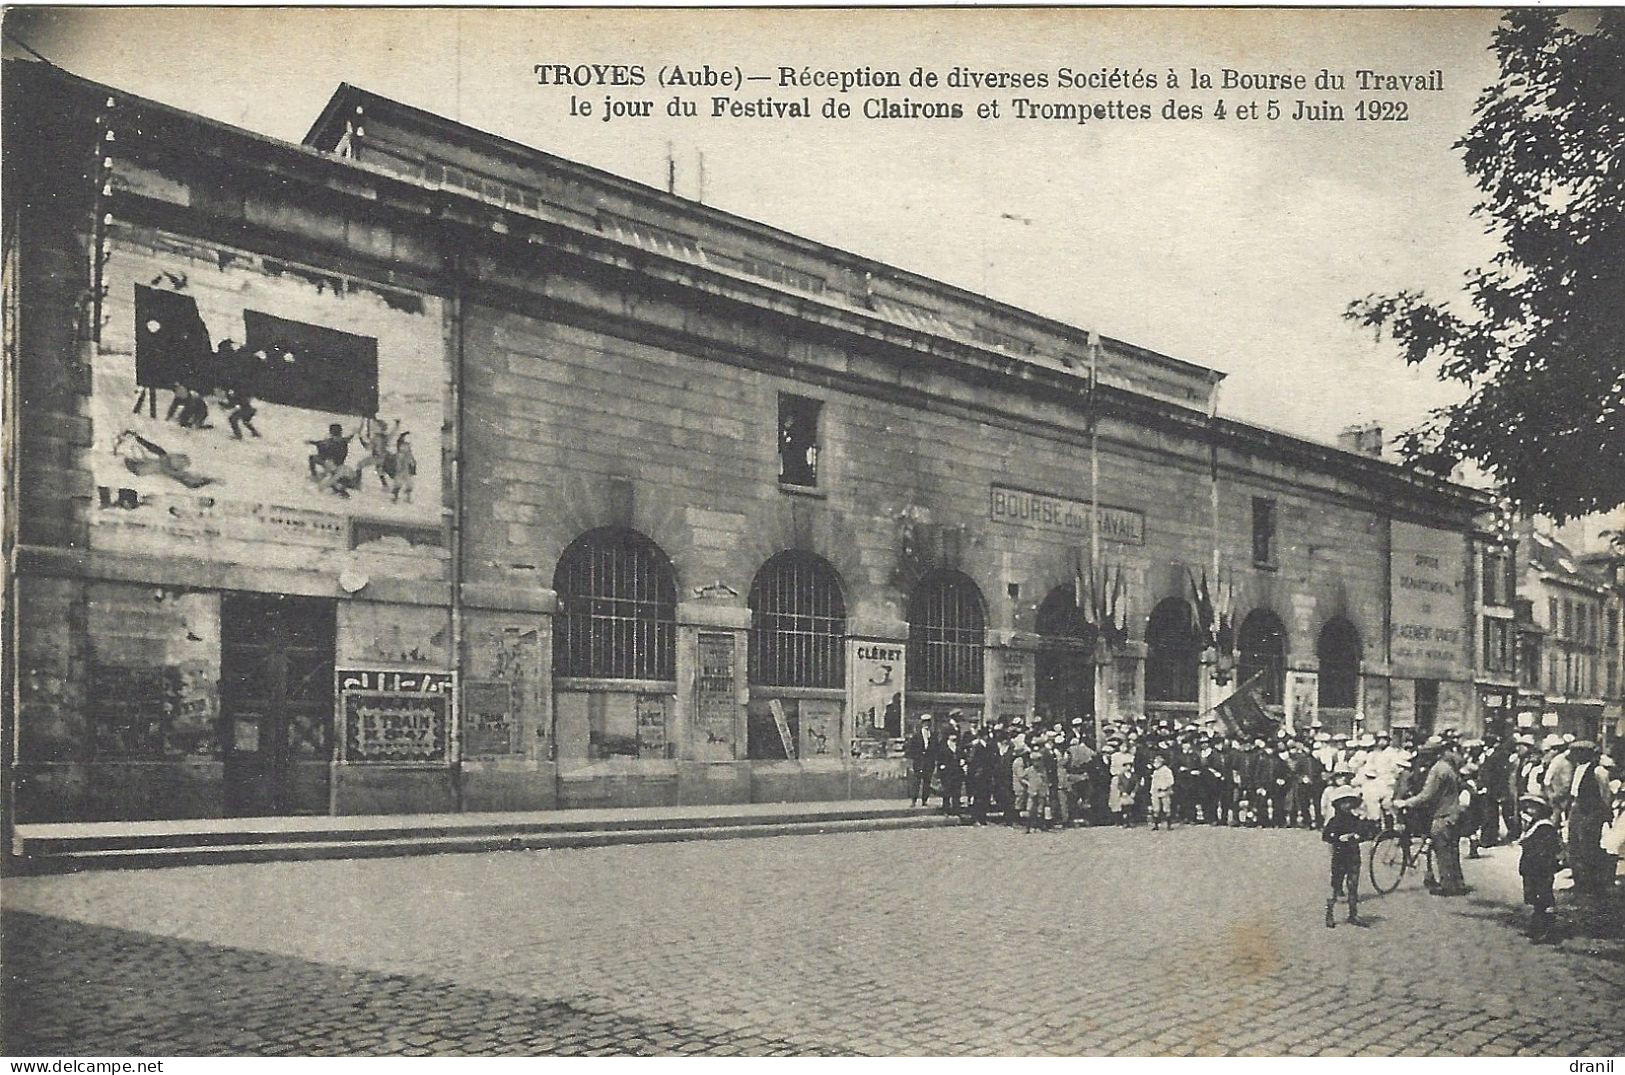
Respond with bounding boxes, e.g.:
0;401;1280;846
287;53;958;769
220;593;336;816
1035;584;1098;736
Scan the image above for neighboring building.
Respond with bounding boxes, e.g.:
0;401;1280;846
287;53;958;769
1518;526;1611;741
3;61;1494;823
1474;528;1520;739
1577;546;1624;752
1512;596;1548;735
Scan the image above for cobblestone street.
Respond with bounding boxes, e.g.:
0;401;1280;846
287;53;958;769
5;824;1623;1056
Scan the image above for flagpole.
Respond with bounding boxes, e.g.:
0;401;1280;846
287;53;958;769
1208;381;1221;601
1088;332;1103;749
1207;379;1222;711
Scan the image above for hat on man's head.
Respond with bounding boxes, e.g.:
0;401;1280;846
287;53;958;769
920;714;933;722
1518;793;1553;814
1541;733;1564;750
1418;736;1445;753
1568;739;1597;752
1329;787;1362;806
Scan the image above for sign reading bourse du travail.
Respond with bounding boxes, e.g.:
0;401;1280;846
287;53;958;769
989;483;1145;545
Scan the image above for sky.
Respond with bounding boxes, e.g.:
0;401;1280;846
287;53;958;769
6;6;1510;452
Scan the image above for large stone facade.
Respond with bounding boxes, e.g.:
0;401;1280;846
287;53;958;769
3;61;1494;822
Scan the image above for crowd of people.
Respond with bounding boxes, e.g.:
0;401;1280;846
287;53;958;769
905;712;1624;939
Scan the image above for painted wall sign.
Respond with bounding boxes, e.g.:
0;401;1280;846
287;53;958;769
989;483;1145;545
637;693;670;758
1389;521;1471;680
800;698;841;757
1286;670;1319;730
89;228;444;576
1436;680;1472;732
849;640;904;755
993;649;1033;725
338;668;455;764
463;679;517;756
1388;678;1416;729
694;631;738;757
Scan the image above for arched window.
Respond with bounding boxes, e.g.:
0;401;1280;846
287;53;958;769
1317;618;1361;710
553;528;677;680
1237;608;1287;706
907;572;986;694
749;552;846;687
1034;584;1097;726
1145;597;1201;704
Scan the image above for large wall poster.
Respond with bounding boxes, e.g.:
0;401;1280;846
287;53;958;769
90;228;446;577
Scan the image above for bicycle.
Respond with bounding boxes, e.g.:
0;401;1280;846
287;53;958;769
1368;821;1435;894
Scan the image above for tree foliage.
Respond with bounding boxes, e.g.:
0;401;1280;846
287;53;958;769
1347;9;1625;521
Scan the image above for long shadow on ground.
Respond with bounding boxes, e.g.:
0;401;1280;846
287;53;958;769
1;911;853;1057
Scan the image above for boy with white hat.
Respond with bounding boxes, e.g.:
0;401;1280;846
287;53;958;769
1323;786;1367;928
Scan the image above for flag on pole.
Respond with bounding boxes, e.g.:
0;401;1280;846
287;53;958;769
1212;673;1278;740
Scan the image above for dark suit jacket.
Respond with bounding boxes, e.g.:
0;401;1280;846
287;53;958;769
905;729;936;770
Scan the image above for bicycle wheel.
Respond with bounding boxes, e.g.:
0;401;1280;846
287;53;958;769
1369;832;1408;894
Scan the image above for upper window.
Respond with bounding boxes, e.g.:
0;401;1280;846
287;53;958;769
778;393;821;488
1481;548;1514;606
907;572;986;694
1251;497;1276;566
749;552;846;687
553;528;677;680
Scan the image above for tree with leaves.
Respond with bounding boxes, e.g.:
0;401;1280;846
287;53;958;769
1347;9;1624;521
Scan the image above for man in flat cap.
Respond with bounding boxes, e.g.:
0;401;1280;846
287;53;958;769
1393;736;1469;896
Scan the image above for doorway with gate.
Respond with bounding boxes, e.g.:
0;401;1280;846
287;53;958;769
220;592;337;816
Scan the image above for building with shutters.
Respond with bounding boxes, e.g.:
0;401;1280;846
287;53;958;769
4;60;1500;823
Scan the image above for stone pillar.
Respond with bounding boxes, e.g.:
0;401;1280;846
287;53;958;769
847;614;911;800
456;581;558;812
985;630;1037;727
675;600;751;805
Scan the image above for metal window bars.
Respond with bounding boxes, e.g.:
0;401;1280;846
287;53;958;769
907;573;986;694
749;553;846;687
554;529;677;681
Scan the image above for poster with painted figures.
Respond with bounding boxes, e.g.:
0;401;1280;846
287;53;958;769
89;226;445;576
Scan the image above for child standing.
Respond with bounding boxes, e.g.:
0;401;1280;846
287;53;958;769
1517;794;1562;944
1024;737;1053;833
1323;786;1366;928
1150;754;1176;830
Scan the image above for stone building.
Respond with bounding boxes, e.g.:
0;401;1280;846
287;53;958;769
3;61;1495;822
1516;524;1616;743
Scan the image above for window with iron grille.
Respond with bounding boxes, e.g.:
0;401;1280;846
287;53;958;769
553;528;677;680
749;552;845;687
907;572;986;693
